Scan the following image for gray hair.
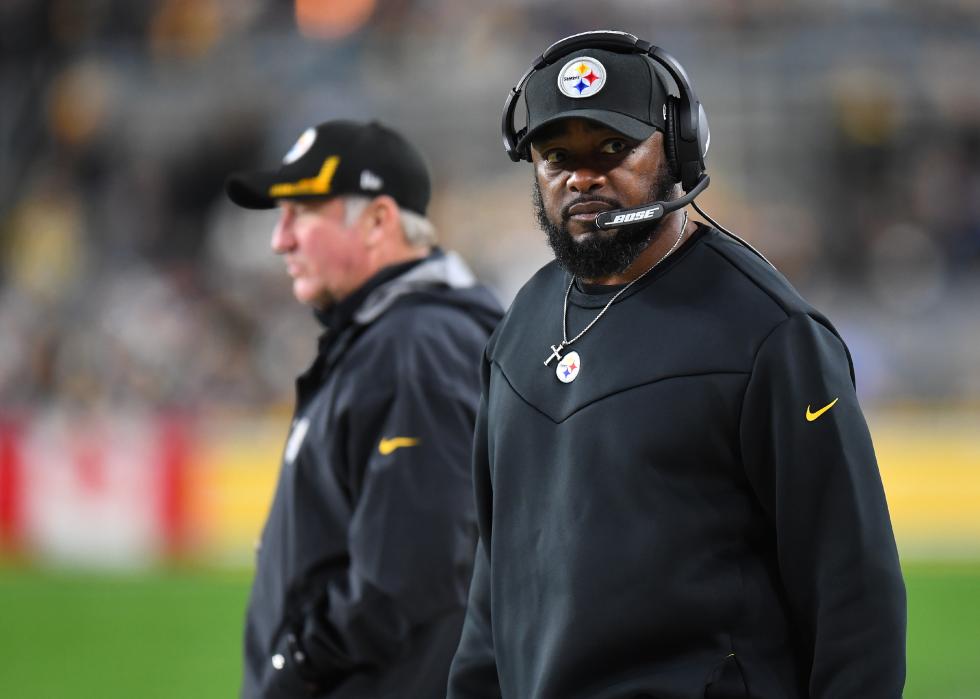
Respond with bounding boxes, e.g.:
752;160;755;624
343;195;437;248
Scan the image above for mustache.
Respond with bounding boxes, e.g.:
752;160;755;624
560;194;622;222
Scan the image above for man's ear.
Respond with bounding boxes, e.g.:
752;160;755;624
362;195;399;248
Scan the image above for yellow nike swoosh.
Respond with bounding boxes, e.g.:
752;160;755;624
378;437;420;455
805;398;839;422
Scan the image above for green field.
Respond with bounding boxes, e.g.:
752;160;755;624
1;561;978;698
0;566;251;699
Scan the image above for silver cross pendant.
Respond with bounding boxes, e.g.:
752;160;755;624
544;342;565;366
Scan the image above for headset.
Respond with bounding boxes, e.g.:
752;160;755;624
501;30;773;266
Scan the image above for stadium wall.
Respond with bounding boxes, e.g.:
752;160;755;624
0;410;977;567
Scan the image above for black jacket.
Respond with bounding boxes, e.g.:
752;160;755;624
448;226;906;698
242;250;502;698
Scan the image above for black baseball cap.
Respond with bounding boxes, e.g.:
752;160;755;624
226;120;431;215
518;47;669;152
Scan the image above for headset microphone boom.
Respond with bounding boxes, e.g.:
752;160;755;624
593;174;709;231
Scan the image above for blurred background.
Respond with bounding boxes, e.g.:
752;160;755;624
1;0;978;697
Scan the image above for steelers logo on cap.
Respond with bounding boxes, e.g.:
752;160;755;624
282;127;316;165
557;56;607;99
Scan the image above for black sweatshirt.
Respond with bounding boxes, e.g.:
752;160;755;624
241;250;502;698
448;226;906;699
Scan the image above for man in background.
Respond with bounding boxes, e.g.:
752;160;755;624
226;119;501;698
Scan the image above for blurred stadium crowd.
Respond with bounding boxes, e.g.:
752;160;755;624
3;0;980;413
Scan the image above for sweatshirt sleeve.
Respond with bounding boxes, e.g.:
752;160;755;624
269;376;479;694
448;355;503;698
739;313;906;698
448;540;501;698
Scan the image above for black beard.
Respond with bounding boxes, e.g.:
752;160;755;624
533;166;676;279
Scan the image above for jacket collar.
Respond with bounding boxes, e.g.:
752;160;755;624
313;247;478;335
353;248;476;325
313;255;424;334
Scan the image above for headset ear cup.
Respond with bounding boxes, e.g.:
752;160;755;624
663;98;681;183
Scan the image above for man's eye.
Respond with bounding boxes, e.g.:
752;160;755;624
601;140;628;154
545;150;566;164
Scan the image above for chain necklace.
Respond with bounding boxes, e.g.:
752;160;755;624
544;210;688;382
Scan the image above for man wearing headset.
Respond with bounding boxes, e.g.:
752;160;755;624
447;32;905;698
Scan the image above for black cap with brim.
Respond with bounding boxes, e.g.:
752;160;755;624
226;171;285;209
225;120;431;215
519;47;668;154
516;109;656;154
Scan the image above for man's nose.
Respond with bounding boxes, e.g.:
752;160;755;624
271;212;295;253
566;166;606;194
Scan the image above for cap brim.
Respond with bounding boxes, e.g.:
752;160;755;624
518;109;657;154
225;170;281;210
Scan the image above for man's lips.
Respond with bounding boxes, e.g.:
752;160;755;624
563;198;620;222
568;201;611;217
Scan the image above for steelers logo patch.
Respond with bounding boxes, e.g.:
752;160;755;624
557;57;607;99
282;127;316;165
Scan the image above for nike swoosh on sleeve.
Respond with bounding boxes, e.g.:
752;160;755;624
805;398;839;422
378;437;420;455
